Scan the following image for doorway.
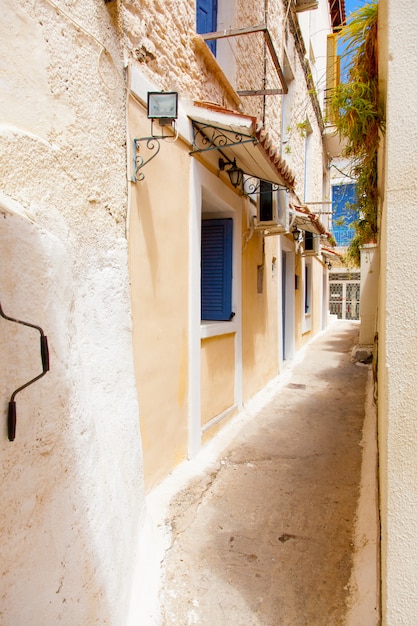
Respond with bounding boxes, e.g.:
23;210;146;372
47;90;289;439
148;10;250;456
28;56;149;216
280;245;295;362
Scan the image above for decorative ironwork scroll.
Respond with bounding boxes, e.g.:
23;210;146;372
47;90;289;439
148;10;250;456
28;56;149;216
131;137;161;183
242;176;287;195
190;121;258;155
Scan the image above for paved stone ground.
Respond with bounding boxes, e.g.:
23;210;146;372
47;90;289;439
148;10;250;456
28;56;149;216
159;322;374;625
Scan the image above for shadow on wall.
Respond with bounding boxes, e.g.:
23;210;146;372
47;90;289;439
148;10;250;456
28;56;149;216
241;232;273;394
130;180;160;295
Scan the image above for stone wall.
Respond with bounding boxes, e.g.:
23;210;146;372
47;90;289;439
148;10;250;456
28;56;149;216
121;0;326;204
122;0;240;109
0;1;144;623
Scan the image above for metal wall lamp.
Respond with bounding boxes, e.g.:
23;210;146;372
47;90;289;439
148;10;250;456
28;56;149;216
292;227;302;241
147;91;178;130
219;158;244;189
131;91;178;183
0;303;50;442
218;158;290;197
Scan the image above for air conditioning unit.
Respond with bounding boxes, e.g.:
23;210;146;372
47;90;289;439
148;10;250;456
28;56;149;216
302;230;320;254
255;183;289;235
277;188;290;231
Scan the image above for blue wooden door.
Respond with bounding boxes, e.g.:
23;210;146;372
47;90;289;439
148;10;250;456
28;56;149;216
196;0;217;55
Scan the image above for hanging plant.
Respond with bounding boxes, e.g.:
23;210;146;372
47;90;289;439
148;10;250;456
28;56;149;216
330;0;383;266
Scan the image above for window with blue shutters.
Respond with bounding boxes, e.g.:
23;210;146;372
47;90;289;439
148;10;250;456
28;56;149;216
332;183;358;246
196;0;218;56
201;218;233;321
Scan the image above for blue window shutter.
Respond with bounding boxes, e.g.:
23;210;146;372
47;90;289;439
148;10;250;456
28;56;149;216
332;183;358;246
196;0;217;55
201;218;233;321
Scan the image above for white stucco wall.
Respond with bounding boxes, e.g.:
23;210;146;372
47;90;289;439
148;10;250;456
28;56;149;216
378;0;417;623
278;7;329;207
359;244;379;346
0;1;144;624
297;0;332;111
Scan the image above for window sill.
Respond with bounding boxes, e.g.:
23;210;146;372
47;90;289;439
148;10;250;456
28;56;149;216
200;319;238;339
302;313;312;334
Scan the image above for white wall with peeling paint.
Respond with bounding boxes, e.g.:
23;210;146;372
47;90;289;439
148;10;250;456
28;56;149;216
0;1;145;624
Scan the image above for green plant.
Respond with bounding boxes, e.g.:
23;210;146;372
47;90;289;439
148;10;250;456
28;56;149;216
295;120;309;138
330;0;383;266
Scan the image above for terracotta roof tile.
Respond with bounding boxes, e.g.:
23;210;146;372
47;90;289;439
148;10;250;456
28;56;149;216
257;129;296;188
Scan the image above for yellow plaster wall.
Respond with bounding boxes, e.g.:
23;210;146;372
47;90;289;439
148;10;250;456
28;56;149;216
242;222;280;401
201;334;235;426
294;256;304;346
128;98;190;490
294;254;324;349
311;256;325;335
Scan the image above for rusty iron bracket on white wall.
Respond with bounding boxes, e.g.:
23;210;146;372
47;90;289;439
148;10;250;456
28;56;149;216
0;303;49;442
130;137;161;183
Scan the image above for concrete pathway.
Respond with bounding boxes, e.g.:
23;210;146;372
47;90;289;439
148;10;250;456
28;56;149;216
158;321;378;625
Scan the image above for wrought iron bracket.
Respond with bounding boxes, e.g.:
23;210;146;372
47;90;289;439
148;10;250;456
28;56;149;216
131;137;161;183
243;176;288;195
0;303;50;442
190;120;258;155
131;120;178;183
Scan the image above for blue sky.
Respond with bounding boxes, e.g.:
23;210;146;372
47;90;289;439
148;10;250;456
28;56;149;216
344;0;369;16
339;0;371;79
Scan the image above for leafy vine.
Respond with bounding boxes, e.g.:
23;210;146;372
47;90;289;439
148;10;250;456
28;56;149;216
330;0;383;266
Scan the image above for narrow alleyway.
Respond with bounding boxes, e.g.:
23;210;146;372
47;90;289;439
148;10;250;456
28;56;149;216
158;321;378;625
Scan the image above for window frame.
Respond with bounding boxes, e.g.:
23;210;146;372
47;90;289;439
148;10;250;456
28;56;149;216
302;258;313;333
258;180;275;223
196;0;218;55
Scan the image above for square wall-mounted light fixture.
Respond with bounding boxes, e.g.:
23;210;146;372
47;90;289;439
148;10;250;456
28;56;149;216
147;92;178;125
131;91;180;182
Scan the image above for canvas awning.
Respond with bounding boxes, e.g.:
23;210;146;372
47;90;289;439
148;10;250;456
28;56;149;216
188;102;295;190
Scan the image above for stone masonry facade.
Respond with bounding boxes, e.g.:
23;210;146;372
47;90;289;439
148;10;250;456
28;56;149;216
121;0;327;205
